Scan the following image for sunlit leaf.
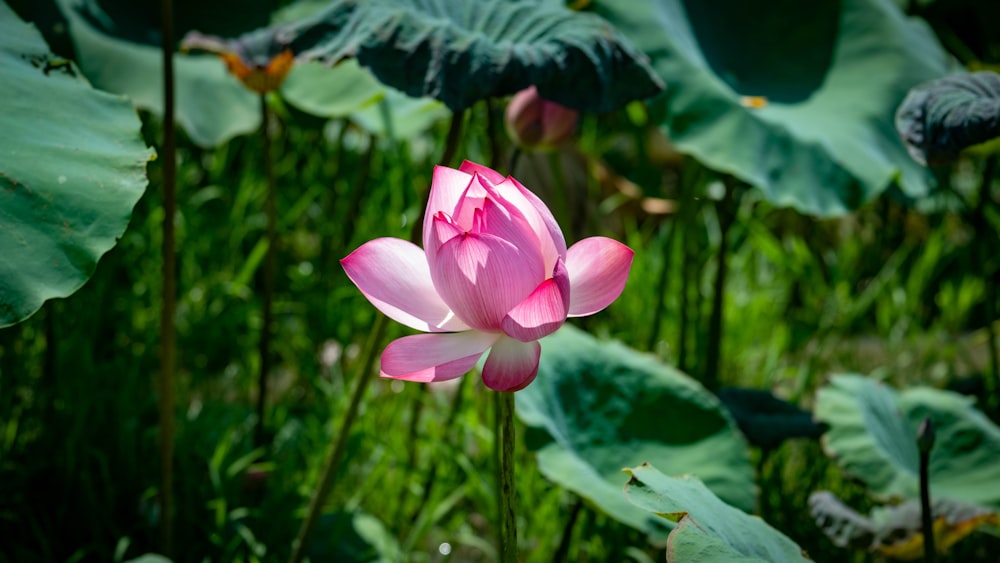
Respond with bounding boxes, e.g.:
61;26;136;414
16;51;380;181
896;71;1000;165
280;58;450;139
124;556;173;563
516;326;754;540
590;0;952;215
809;490;1000;560
625;463;811;562
280;59;383;118
0;1;150;327
247;0;664;112
816;374;1000;511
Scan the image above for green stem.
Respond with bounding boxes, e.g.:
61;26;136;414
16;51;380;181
486;98;502;172
497;391;517;563
409;111;465;243
287;313;389;563
704;179;736;391
158;0;176;555
646;220;675;351
552;497;583;563
546;152;571;239
255;94;277;450
509;147;522;174
338;134;376;254
677;225;691;373
403;374;470;536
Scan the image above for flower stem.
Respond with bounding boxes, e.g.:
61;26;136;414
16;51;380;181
552;497;583;563
255;93;277;450
497;391;518;562
287;313;388;563
704;176;737;391
158;0;176;555
409;110;465;243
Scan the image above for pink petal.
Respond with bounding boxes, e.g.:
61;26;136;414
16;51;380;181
451;173;490;231
482;337;541;391
342;238;470;332
475;198;545;268
565;237;634;317
424;166;474;251
459;160;505;184
432;232;543;331
502;258;570;342
493;177;567;273
381;331;500;383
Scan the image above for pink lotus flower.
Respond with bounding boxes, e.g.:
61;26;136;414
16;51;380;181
341;161;633;391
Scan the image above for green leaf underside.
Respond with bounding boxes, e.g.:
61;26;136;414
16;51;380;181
896;71;1000;165
625;464;810;562
0;1;149;327
56;0;260;147
815;374;1000;511
516;326;753;540
280;59;450;138
269;0;664;112
590;0;951;216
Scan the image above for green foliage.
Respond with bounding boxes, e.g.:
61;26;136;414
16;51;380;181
896;71;1000;165
590;0;951;215
57;0;261;147
623;463;811;562
6;0;1000;560
816;374;1000;511
0;2;149;327
281;60;450;139
517;326;754;539
269;0;664;111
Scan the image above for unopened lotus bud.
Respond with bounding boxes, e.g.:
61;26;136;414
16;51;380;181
504;86;579;150
917;416;936;454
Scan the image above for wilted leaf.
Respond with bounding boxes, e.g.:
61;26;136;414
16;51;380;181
0;1;149;327
809;490;1000;560
244;0;664;112
895;71;1000;165
625;463;811;562
590;0;951;215
815;374;1000;511
516;326;754;540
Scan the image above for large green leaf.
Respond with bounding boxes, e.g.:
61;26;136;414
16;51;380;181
815;374;1000;511
896;71;1000;165
280;59;450;139
0;1;149;327
624;463;810;562
516;326;754;539
251;0;663;112
590;0;952;215
56;0;261;147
